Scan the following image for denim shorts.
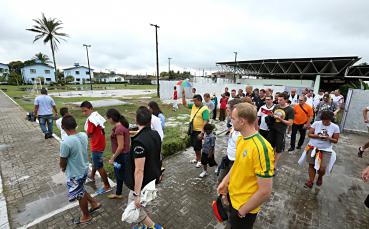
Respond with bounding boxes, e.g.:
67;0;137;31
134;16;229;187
92;152;104;169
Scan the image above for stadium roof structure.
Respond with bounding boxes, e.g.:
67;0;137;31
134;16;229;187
345;64;369;79
216;56;361;79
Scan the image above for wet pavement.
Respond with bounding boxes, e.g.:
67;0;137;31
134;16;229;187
1;90;369;228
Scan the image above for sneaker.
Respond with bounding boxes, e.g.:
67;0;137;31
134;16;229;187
195;161;202;168
286;134;291;138
199;171;208;178
296;145;302;150
214;168;219;174
190;159;198;164
149;223;164;229
358;147;364;158
304;180;313;189
316;176;323;186
288;147;295;152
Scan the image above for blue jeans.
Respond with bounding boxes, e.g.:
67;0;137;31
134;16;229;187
38;114;53;135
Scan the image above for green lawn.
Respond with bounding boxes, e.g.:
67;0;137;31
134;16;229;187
1;84;189;179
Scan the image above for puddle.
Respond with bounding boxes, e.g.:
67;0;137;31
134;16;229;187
0;144;8;151
49;89;155;98
68;99;131;108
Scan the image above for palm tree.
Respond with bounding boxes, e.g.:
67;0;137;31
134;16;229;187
32;52;51;64
26;13;68;82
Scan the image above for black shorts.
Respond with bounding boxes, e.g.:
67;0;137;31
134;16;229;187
191;131;202;151
201;152;217;167
268;130;285;153
229;200;257;229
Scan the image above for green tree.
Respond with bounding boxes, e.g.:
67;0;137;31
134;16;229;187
8;61;24;75
32;52;51;64
26;13;68;82
7;72;23;85
65;75;74;84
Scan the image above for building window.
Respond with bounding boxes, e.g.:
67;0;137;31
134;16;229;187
30;69;36;74
45;70;50;74
0;68;3;73
86;71;90;75
46;78;51;81
31;78;35;81
76;78;80;81
75;71;80;75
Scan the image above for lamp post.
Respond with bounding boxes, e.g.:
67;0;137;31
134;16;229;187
168;57;172;79
150;23;160;98
83;44;92;90
233;51;238;83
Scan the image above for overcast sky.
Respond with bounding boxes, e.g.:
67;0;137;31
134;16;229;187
1;0;369;75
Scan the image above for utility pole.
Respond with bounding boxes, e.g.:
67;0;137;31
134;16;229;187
168;57;172;79
233;51;238;83
150;23;160;97
83;44;93;90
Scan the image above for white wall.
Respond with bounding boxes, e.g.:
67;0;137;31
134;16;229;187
22;65;55;84
63;67;93;84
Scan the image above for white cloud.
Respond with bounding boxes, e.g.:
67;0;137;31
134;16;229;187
1;0;369;74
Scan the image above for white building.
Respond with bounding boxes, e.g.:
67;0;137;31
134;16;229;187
63;63;94;84
21;63;55;84
0;63;9;80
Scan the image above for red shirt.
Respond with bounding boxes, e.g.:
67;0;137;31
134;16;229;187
220;97;228;109
173;90;178;100
87;120;106;152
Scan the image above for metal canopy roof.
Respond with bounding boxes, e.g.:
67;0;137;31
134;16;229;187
216;56;361;79
345;65;369;79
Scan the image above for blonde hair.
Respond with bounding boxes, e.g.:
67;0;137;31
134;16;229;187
240;97;253;104
234;103;257;124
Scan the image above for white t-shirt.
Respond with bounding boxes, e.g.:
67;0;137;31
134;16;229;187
367;106;369;127
151;114;164;141
226;129;240;161
332;95;344;105
313;94;324;108
289;94;299;105
306;96;314;107
257;104;275;131
308;121;340;149
56;117;68;141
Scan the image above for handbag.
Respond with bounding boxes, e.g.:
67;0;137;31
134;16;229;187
187;106;203;135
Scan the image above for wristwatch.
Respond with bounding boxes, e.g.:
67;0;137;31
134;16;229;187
133;191;140;197
237;211;245;218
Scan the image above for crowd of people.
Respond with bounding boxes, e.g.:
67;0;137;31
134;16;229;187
32;84;368;228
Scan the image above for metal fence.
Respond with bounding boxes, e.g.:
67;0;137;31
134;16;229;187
341;89;369;134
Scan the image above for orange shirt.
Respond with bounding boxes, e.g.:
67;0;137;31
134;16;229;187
293;103;313;125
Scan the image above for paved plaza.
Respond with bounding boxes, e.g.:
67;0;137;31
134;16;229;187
1;91;369;228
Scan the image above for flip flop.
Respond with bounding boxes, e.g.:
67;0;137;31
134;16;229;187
95;187;112;195
73;217;92;225
107;194;124;199
88;203;102;214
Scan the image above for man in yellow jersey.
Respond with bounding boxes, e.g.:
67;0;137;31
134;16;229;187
182;90;209;168
217;103;274;229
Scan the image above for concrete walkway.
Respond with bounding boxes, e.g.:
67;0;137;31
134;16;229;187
1;90;369;228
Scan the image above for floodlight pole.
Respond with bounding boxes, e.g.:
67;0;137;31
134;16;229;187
168;57;172;78
83;44;93;90
150;23;160;98
233;51;238;83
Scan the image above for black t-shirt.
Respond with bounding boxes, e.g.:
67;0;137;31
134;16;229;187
272;105;295;133
254;96;265;110
124;127;162;190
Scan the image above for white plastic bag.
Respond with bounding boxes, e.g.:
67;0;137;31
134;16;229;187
121;201;139;223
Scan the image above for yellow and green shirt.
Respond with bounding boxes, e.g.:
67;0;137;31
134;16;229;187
228;133;274;213
188;104;209;131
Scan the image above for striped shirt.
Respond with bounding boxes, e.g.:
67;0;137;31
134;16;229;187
228;133;274;213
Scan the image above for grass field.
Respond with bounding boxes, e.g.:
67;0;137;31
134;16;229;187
1;84;190;178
